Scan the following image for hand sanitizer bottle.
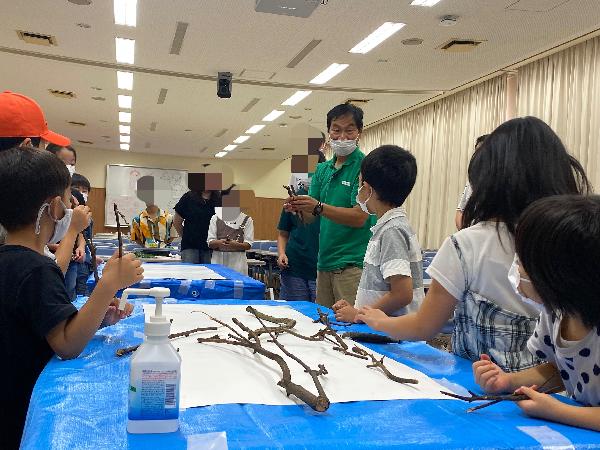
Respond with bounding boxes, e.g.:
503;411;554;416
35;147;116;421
124;287;181;434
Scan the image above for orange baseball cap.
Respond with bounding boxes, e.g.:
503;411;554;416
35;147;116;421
0;91;70;146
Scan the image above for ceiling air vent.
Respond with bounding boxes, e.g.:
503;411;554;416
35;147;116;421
261;147;275;152
67;121;86;126
345;98;371;106
49;89;76;99
77;140;94;145
439;39;483;53
17;30;58;46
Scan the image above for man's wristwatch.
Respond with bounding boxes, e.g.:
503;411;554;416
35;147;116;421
312;201;323;216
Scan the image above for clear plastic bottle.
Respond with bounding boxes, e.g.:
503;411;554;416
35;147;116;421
124;287;181;434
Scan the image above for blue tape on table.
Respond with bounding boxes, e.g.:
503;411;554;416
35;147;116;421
87;263;264;300
22;299;600;449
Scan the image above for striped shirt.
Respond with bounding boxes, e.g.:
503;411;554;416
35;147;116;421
355;208;424;316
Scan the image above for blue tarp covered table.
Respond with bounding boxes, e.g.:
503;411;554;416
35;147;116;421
86;263;265;300
22;299;600;449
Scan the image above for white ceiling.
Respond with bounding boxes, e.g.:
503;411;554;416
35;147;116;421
1;0;599;160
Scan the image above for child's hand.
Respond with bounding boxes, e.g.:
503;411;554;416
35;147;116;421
473;354;513;394
277;254;289;269
335;305;358;323
70;205;92;233
73;246;85;263
355;306;388;330
101;251;144;291
100;298;134;328
332;299;350;312
515;385;565;422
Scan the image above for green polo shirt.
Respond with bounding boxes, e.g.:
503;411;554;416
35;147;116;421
309;148;375;272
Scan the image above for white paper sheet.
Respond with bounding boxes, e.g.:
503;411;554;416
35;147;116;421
142;305;457;408
141;263;224;280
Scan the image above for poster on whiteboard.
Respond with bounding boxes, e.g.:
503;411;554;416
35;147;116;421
104;164;188;227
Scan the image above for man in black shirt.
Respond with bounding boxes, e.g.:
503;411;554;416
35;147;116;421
0;147;144;448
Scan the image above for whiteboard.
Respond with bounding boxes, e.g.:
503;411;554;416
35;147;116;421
104;164;188;227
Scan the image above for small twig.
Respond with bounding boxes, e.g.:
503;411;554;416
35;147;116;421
113;203;123;258
441;372;562;412
83;235;99;283
115;326;218;356
352;346;419;385
313;307;352;328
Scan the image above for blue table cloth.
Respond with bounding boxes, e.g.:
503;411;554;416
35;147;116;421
22;299;600;449
87;263;265;300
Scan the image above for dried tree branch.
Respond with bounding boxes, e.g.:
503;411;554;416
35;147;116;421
197;313;331;412
83;235;99;283
247;309;330;411
246;305;296;328
352;346;419;385
313;307;352;328
113;203;124;258
115;326;218;356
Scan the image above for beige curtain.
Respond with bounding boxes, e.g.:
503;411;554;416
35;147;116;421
517;36;600;190
361;75;507;249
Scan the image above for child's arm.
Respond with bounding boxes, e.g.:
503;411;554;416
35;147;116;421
356;279;457;340
516;387;600;432
45;252;143;359
206;215;222;249
473;355;561;393
73;233;86;263
334;275;413;323
277;230;289;268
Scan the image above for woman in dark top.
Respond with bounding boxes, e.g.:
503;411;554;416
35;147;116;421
174;190;219;263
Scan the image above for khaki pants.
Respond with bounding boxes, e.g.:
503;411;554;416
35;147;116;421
316;266;362;308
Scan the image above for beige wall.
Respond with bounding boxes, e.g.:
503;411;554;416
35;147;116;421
75;146;292;199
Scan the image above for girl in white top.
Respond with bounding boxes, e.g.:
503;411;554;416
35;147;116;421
474;195;600;432
207;188;254;276
357;117;591;371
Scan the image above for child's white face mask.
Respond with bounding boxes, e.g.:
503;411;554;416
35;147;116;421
355;184;374;215
508;255;543;312
35;200;73;244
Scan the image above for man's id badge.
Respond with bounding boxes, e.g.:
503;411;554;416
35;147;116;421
341;180;350;186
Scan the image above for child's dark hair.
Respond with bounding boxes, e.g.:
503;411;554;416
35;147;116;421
0;137;41;151
47;143;77;162
71;173;91;192
462;116;591;234
326;102;364;131
361;145;417;207
0;146;70;231
516;195;600;329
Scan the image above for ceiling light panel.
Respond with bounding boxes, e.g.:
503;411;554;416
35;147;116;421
215;152;227;158
120;143;130;151
224;145;237;151
309;63;349;84
119;124;130;134
245;124;265;134
411;0;443;6
262;110;285;121
119;111;131;123
115;37;135;64
114;0;137;26
120;134;130;143
117;71;133;90
282;90;312;106
349;22;405;54
117;94;132;109
233;135;250;144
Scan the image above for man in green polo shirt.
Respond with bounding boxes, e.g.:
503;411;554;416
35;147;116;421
287;103;375;308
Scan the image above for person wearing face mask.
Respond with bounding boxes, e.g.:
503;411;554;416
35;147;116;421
286;103;375;309
71;174;97;295
0;146;142;449
331;145;424;323
207;186;254;275
357;117;592;372
47;143;77;177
